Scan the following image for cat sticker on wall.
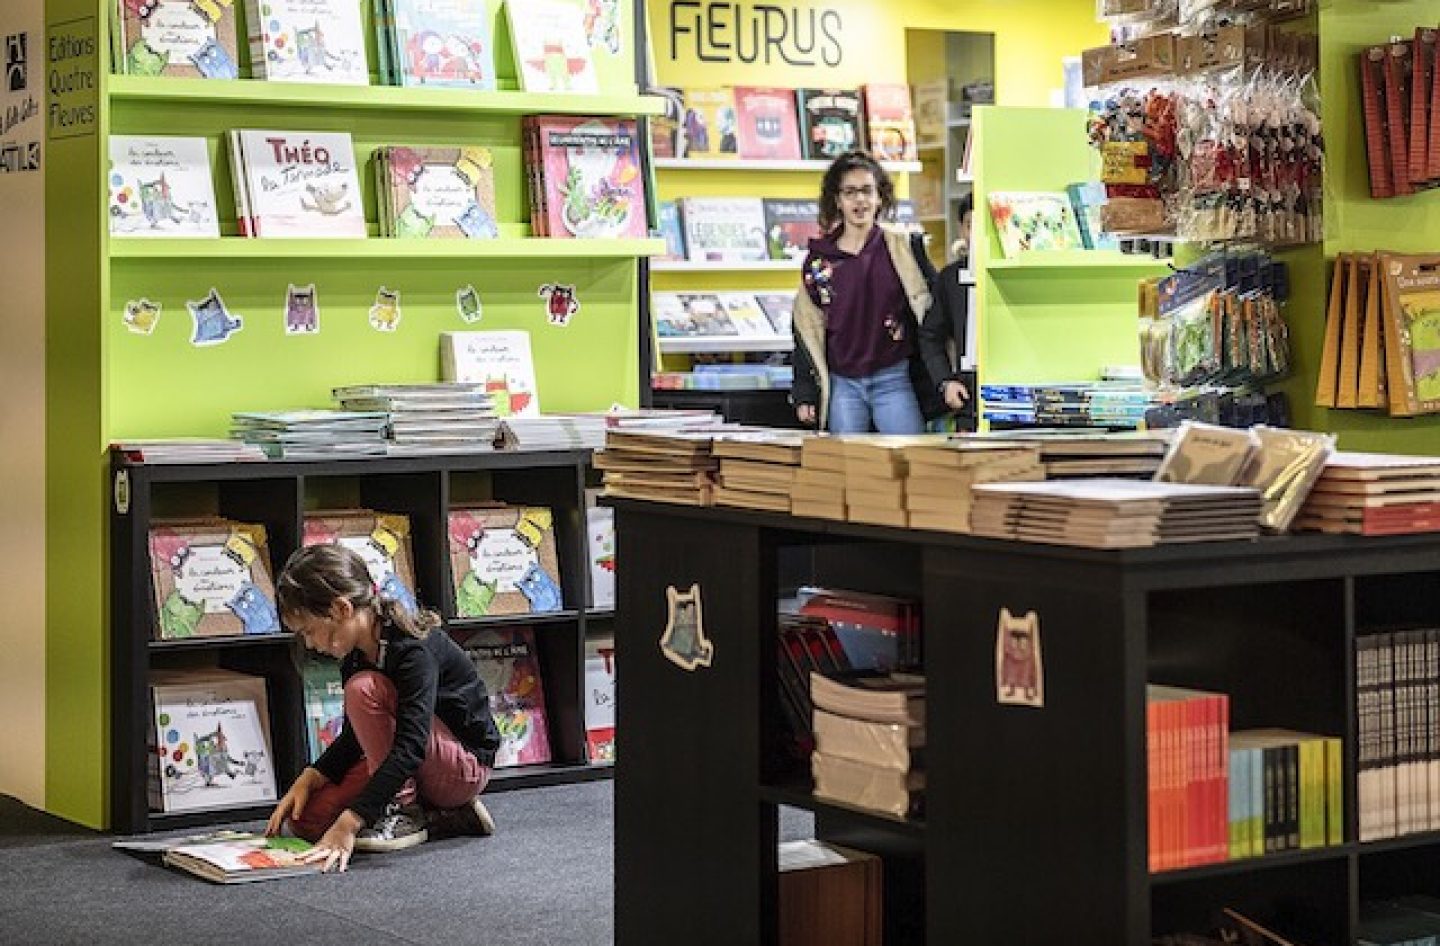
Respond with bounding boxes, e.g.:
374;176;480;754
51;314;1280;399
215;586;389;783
659;583;713;672
995;607;1044;708
284;283;320;334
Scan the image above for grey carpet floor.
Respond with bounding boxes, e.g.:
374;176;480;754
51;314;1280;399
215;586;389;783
0;782;814;946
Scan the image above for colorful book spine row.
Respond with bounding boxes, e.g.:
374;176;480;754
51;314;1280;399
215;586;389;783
1359;629;1440;842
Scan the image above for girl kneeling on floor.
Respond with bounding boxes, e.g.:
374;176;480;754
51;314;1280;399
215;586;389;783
266;543;501;873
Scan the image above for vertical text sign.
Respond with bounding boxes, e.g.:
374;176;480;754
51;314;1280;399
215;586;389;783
46;16;96;140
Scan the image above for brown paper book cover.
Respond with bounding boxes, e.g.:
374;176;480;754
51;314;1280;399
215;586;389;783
148;520;280;640
1337;255;1364;408
1359;253;1386;408
1385;41;1415;196
1411;29;1436;187
302;510;418;609
1315;253;1346;407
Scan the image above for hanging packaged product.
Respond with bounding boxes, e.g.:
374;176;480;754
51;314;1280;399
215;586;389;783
1378;253;1440;417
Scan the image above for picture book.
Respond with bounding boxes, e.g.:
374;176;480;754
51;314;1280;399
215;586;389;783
1065;181;1119;251
300;655;344;764
390;0;496;88
586;505;615;610
862;83;918;162
649;86;686;158
162;834;319;883
458;626;553;766
439;330;539;416
583;632;615;762
108;136;220;238
1379;252;1440;415
797;88;865;160
243;0;369;85
506;0;598;94
654;293;735;337
912;78;948;145
447;505;564;616
117;0;241;79
732;86;803;161
987;191;1084;258
148;670;277;814
657;200;686;260
229;129;366;238
148;520;281;640
754;292;795;335
716;292;779;337
378;146;499;239
303;510;420;612
681;87;739;158
679;196;768;263
762;198;821;261
532;115;647;239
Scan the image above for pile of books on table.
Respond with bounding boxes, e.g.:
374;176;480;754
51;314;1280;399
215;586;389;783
231;410;388;460
712;431;807;513
112;440;267;464
333;383;499;455
1296;453;1440;536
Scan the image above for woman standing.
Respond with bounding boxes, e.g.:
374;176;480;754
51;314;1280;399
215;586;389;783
791;151;939;433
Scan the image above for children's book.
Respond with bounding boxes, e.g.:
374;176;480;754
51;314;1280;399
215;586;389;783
299;655;344;764
447;505;564;616
531;115;647;239
862;83;919;162
390;0;496;88
303;510;420;611
732;86;803;161
681;87;739;158
243;0;369;85
657;200;686;260
586;505;615;610
651;293;699;337
229;129;366;238
1066;181;1118;251
162;835;320;883
677;294;738;336
439;330;539;416
117;0;241;79
108;136;220;238
754;293;795;335
797;88;865;160
506;0;598;93
148;520;281;640
459;626;552;766
987;191;1084;258
148;670;278;814
583;632;615;762
679;196;768;263
912;78;948;145
717;292;779;337
378;145;499;239
649;86;686;158
762;198;821;261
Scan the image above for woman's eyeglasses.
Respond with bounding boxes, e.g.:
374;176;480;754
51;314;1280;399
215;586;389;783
839;186;877;199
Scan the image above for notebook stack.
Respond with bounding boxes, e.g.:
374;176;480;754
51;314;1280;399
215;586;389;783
969;479;1264;549
332;384;499;455
113;439;268;464
1296;453;1440;536
712;431;807;513
901;441;1046;533
809;670;926;820
598;430;721;505
842;437;940;528
499;415;609;451
1006;430;1171;479
794;437;849;521
231;410;389;460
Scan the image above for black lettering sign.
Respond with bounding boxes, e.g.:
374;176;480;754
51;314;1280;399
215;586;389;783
667;1;843;67
5;33;26;93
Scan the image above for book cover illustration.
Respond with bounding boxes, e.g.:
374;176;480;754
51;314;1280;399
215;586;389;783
754;292;795;335
987;191;1084;258
383;146;499;239
245;0;369;85
150;673;277;812
160;835;318;883
1379;254;1440;414
649;86;686;158
681;87;738;158
506;0;598;93
303;511;420;612
459;627;552;766
716;292;778;337
119;0;240;78
863;83;918;162
583;633;615;761
391;0;496;88
232;129;366;238
763;198;822;260
534;116;646;239
798;88;864;160
108;136;220;238
300;655;344;763
679;196;768;263
733;86;802;161
447;505;564;616
586;505;615;610
440;330;539;416
657;200;686;260
148;521;281;639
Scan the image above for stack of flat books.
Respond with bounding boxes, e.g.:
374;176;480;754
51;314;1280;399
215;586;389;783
598;430;721;505
113;439;267;464
231;410;388;460
333;383;498;455
809;670;926;820
1296;452;1440;536
995;430;1171;479
970;479;1263;549
712;431;807;513
499;415;608;452
842;436;940;528
794;437;849;520
902;440;1045;533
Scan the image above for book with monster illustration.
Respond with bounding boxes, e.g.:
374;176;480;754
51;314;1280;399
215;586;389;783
243;0;369;84
457;626;553;767
505;0;597;94
530;115;647;240
302;510;421;613
439;330;540;417
229;129;366;237
108;136;220;238
148;519;281;640
117;0;241;79
447;504;564;617
377;145;499;239
148;669;277;814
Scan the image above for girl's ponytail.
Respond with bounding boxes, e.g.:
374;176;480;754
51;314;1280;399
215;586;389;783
375;592;441;640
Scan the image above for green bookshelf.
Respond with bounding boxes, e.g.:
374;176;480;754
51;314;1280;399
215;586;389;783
109;237;666;260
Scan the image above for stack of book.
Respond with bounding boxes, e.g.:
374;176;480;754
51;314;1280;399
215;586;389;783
987;429;1170;479
842;437;936;528
597;430;721;505
1229;728;1343;857
373;146;500;239
1357;630;1440;842
901;441;1045;533
332;383;499;454
969;479;1263;549
712;431;806;513
499;415;608;452
231;410;389;460
523;115;649;240
1148;685;1230;872
809;670;926;820
112;439;267;464
1296;453;1440;536
794;437;849;520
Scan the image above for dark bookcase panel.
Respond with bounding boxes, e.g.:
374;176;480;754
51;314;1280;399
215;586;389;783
1151;857;1351;945
1355;571;1440;631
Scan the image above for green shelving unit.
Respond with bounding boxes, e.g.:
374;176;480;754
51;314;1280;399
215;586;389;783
108;237;666;260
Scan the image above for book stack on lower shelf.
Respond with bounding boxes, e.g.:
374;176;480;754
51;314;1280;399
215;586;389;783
809;671;926;820
1358;629;1440;843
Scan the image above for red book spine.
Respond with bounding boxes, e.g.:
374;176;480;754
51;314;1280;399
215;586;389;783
1361;47;1395;199
1147;700;1160;872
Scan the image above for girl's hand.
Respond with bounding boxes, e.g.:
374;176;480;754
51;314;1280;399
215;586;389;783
266;767;323;837
796;403;817;426
300;809;363;873
942;380;970;412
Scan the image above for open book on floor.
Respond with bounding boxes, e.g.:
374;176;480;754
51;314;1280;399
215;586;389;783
114;831;322;884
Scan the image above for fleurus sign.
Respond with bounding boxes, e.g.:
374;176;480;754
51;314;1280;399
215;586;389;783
667;1;843;68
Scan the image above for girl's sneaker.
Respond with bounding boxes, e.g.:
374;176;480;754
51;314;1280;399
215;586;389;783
354;803;429;852
427;796;496;839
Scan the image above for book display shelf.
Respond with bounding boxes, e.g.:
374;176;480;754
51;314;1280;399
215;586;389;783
111;450;613;834
611;498;1440;945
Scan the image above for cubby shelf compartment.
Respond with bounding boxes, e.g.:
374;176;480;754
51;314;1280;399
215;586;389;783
108;75;668;118
758;784;926;839
1149;846;1351;886
109;237;667;261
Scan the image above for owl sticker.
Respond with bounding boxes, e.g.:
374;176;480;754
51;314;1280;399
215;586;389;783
995;607;1044;708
